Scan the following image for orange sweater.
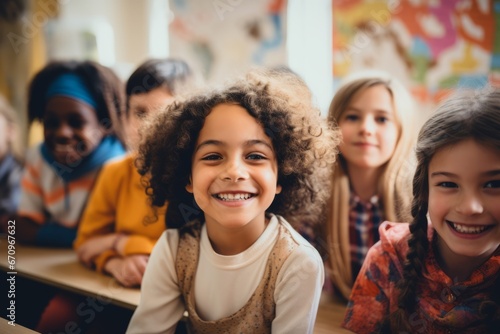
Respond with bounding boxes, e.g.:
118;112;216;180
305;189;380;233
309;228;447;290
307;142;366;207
74;154;166;272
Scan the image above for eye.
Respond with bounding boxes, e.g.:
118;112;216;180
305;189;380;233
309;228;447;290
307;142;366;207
134;110;147;119
247;153;267;160
485;180;500;188
201;154;221;161
376;116;389;123
437;182;458;188
68;118;85;129
43;118;59;129
344;114;358;121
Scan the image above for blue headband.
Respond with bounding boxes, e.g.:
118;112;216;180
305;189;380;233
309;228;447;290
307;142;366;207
45;73;98;109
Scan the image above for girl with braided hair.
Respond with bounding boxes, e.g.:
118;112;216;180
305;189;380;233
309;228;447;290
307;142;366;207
343;87;500;333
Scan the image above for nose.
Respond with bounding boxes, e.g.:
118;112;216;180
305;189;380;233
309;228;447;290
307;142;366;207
456;191;483;216
359;117;376;136
221;157;248;182
54;122;73;140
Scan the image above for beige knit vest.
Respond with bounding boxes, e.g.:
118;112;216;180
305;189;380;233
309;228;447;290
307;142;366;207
175;218;298;333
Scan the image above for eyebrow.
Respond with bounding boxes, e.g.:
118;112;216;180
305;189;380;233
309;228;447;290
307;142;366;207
44;112;85;120
195;139;274;153
345;107;392;115
430;170;500;178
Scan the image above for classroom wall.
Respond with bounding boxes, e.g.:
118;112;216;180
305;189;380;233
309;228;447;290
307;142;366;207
44;0;290;83
45;0;155;78
168;0;288;85
332;0;500;125
4;0;500;150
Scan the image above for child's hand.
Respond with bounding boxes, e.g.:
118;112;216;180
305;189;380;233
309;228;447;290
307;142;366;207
76;234;122;267
104;255;149;287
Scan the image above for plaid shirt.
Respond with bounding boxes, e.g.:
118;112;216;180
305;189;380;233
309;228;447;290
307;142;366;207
349;192;382;279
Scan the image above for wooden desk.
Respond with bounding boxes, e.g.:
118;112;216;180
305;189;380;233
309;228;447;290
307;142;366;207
0;240;140;310
1;317;40;334
1;240;350;333
314;293;352;334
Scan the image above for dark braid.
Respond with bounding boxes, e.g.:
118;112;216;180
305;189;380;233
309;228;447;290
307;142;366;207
381;160;430;332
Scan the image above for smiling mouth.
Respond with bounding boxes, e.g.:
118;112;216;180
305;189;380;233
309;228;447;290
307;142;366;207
213;193;255;201
354;142;376;146
53;143;76;153
446;221;493;234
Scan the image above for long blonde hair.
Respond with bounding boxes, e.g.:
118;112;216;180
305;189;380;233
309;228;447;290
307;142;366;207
326;71;416;299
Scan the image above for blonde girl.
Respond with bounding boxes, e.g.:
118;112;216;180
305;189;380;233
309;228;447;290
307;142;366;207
326;71;416;300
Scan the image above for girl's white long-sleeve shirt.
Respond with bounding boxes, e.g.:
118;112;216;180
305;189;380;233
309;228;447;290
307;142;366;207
126;215;324;334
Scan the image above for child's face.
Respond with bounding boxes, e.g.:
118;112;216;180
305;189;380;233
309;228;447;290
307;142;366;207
186;103;282;233
338;84;399;171
126;87;174;150
44;96;105;165
428;139;500;263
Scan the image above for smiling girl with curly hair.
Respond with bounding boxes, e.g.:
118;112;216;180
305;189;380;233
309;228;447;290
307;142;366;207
127;68;340;334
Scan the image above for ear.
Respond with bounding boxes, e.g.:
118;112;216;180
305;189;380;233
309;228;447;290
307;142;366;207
275;184;282;194
185;176;193;193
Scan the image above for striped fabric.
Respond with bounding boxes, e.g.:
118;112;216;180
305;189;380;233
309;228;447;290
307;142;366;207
18;145;100;228
348;192;382;280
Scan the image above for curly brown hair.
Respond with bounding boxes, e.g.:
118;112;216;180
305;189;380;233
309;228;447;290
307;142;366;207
136;68;340;229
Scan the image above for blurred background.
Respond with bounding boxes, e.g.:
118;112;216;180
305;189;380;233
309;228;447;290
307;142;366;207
1;0;499;153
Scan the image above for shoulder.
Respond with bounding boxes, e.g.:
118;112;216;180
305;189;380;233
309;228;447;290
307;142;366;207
24;144;43;165
1;154;23;179
274;216;324;301
276;215;323;269
378;221;410;251
366;221;410;269
277;215;317;247
98;154;135;179
150;229;181;265
163;228;181;249
101;153;134;172
8;161;23;186
3;154;23;170
21;145;45;181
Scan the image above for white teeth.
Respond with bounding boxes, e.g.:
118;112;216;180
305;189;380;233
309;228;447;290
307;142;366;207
451;223;487;234
54;144;73;153
216;193;252;201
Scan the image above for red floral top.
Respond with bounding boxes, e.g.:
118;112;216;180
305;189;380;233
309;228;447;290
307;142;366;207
343;222;500;334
